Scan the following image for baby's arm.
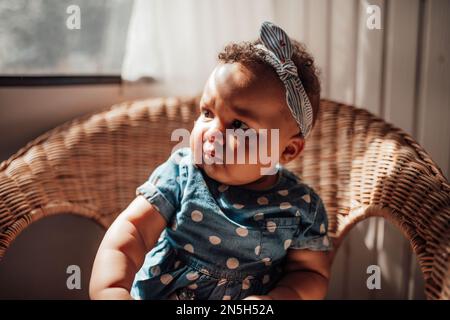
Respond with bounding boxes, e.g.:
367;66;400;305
89;195;167;299
245;249;331;300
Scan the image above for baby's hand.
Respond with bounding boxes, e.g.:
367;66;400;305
243;295;273;300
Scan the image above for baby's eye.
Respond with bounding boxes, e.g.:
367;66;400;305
231;119;250;130
201;109;213;118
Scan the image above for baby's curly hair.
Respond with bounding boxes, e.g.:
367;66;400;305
218;39;321;132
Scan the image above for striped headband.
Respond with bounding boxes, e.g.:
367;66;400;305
255;21;313;138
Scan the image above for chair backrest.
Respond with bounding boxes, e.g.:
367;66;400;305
0;98;448;299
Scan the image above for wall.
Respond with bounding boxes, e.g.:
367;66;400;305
274;0;449;299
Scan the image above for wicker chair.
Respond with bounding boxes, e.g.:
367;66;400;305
0;97;448;299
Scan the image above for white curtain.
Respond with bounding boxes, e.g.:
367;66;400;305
121;0;276;96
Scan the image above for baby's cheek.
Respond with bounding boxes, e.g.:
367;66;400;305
227;134;271;166
189;125;203;148
251;133;275;165
261;130;279;157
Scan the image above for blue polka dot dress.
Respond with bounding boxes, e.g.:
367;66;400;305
131;147;331;300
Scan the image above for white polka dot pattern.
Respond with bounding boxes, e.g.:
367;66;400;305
209;235;221;245
186;271;199;281
320;223;326;234
218;184;229;192
160;274;173;285
302;194;311;203
254;212;264;221
257;196;269;205
151;265;161;276
280;202;292;210
284;239;292;250
226;257;239;269
191;210;203;222
236;227;248;237
266;220;277;232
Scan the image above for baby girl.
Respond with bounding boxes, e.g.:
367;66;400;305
90;21;331;300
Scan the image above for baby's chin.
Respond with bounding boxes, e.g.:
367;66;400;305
197;161;265;186
196;162;233;184
188;145;274;185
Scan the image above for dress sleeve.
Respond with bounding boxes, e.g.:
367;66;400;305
290;190;332;251
135;150;183;223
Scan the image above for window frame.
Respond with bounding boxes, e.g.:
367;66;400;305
0;75;123;87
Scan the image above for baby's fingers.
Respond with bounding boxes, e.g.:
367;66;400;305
243;295;273;300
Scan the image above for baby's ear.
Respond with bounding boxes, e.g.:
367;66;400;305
279;136;304;164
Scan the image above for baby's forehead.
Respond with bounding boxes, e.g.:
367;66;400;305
204;62;287;114
217;62;281;93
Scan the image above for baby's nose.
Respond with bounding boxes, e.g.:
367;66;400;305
204;132;225;145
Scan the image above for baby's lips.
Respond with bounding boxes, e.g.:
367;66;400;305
203;142;213;153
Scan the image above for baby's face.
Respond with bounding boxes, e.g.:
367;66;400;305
190;62;304;186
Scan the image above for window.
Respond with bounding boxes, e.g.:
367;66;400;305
0;0;133;76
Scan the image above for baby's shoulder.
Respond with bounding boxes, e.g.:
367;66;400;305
167;147;191;164
278;167;323;208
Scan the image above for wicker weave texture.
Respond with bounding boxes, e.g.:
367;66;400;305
0;97;448;299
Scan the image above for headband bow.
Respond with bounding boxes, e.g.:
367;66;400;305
256;21;313;138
